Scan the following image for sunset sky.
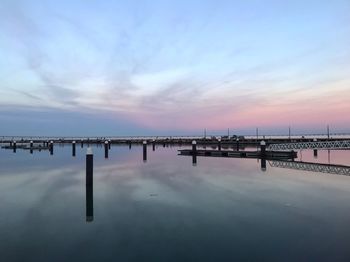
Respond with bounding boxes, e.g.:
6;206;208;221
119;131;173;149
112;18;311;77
0;0;349;136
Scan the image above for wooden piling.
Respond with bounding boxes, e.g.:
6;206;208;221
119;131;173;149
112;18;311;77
30;140;33;154
192;140;197;153
50;141;53;155
104;141;109;158
86;147;93;222
72;141;76;157
260;141;266;158
143;141;147;162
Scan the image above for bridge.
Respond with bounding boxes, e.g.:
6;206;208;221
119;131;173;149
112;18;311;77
269;160;350;176
268;140;350;151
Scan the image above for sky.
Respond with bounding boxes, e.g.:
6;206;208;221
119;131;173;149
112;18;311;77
0;0;349;136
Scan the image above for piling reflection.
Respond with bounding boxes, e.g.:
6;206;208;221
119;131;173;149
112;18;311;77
261;158;266;171
86;183;93;222
192;155;197;166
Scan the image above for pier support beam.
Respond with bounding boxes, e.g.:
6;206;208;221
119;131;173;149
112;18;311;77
236;138;239;151
218;137;221;151
13;141;16;153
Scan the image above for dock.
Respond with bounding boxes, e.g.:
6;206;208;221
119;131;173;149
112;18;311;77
178;149;297;160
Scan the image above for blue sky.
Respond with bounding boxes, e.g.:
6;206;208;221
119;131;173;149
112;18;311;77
0;0;350;136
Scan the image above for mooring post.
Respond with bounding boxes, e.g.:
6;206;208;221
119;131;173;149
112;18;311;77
218;137;221;151
81;139;84;148
13;141;16;153
108;139;111;150
50;141;53;155
192;140;197;166
72;141;76;157
86;147;93;222
313;138;318;158
86;147;93;186
260;140;266;158
104;141;109;159
163;141;166;147
143;141;147;162
260;141;267;171
236;138;239;151
129;140;132;149
30;140;33;154
152;139;155;151
192;140;197;152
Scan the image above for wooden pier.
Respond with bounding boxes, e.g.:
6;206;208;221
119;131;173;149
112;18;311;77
178;149;297;160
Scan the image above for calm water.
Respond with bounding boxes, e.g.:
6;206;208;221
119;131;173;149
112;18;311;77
1;144;350;262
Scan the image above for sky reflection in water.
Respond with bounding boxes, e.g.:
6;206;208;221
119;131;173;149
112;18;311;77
1;144;350;261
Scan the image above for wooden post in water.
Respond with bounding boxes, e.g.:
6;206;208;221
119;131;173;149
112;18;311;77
108;139;111;150
129;140;132;150
236;138;239;151
50;141;53;155
81;139;84;148
152;139;155;151
192;140;197;152
192;140;197;166
218;137;221;151
260;140;266;158
30;140;33;154
104;141;109;159
260;140;267;171
143;141;147;162
13;141;16;153
86;147;93;186
313;138;318;158
72;141;76;157
86;147;93;222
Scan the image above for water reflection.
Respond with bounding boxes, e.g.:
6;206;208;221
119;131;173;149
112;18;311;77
1;144;350;261
86;184;93;222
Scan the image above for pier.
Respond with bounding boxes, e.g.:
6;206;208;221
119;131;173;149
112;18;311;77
178;149;297;160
